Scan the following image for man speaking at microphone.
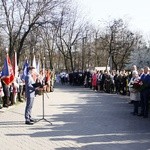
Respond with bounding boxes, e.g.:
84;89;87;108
24;66;42;125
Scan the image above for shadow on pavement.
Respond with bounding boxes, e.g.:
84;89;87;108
5;84;150;149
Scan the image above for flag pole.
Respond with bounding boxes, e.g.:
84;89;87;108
5;48;9;54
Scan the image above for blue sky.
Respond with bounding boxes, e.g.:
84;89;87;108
76;0;150;39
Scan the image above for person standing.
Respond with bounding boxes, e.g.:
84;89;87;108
139;66;150;118
0;77;4;109
128;65;138;104
128;71;140;115
92;71;97;91
25;66;37;125
17;69;24;102
45;69;51;92
2;81;11;107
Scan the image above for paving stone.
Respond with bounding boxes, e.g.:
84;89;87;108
0;84;150;150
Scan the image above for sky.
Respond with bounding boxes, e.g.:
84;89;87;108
75;0;150;40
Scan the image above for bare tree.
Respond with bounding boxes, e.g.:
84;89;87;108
0;0;65;63
100;19;138;71
0;33;5;66
54;5;83;72
39;21;57;69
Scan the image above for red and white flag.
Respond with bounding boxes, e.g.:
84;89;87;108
12;51;18;78
32;54;38;81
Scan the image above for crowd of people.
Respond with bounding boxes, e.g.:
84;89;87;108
57;65;150;118
1;63;150;121
57;69;131;95
0;68;55;110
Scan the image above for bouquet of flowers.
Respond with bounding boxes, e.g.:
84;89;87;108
128;79;142;92
132;81;142;91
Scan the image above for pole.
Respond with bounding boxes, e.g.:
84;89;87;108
35;56;52;125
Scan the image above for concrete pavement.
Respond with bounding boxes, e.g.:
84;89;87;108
0;84;150;150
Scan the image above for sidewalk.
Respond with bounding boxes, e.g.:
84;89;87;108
0;84;150;150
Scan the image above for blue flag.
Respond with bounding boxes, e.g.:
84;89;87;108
21;59;29;81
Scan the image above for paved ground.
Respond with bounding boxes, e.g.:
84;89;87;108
0;84;150;150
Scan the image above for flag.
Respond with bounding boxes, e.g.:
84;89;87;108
32;55;38;81
12;51;18;78
32;55;37;69
21;58;29;81
36;58;40;74
1;54;15;85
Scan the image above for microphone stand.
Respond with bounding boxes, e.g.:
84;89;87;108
35;87;52;125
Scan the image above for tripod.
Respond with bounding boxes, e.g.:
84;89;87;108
35;90;52;125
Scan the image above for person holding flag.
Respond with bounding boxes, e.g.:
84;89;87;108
21;58;29;96
10;50;19;104
1;50;14;107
